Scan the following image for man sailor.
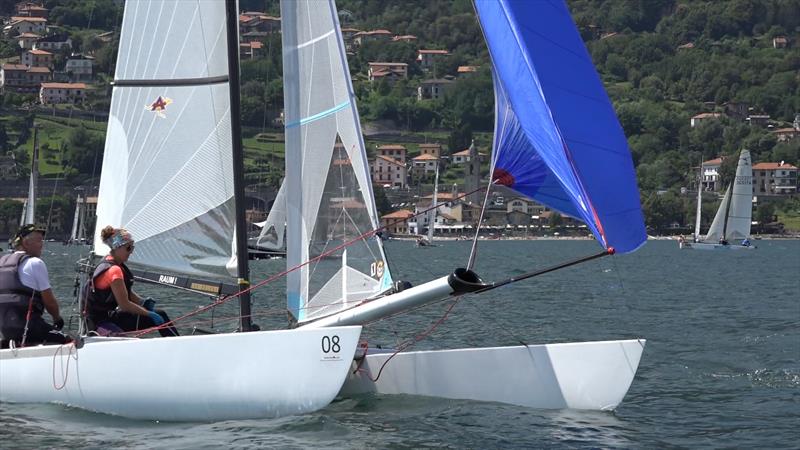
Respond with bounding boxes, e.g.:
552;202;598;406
0;224;69;347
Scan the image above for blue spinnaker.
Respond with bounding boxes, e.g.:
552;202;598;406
475;0;646;254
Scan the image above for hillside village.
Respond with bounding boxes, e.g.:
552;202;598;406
0;0;798;240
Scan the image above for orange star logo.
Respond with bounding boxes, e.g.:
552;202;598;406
144;96;173;118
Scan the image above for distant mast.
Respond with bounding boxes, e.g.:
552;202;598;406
427;163;440;243
22;125;39;226
694;166;702;241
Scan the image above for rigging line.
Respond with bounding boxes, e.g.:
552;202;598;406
368;298;460;383
135;186;490;334
467;179;496;270
475;247;615;295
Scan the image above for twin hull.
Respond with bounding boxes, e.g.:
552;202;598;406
0;326;362;421
341;339;646;411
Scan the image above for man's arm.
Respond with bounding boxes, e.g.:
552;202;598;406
40;288;62;324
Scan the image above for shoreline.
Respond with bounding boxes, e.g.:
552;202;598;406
389;234;800;242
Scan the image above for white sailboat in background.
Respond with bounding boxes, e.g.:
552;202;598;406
68;192;89;245
1;0;360;421
19;126;39;227
249;178;287;259
283;0;647;411
417;163;440;247
681;150;754;250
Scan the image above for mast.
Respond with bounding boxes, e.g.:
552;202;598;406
720;183;734;241
225;0;252;332
694;166;702;240
427;163;439;243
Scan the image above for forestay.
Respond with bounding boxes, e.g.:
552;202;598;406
474;0;646;254
94;0;237;280
282;0;393;323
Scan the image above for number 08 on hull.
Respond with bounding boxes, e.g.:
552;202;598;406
0;326;362;421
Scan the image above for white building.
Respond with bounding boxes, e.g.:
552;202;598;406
40;82;88;104
65;54;94;81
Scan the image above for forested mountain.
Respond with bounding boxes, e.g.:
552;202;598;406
1;0;798;235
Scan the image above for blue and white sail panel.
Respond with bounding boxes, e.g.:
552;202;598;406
95;0;238;280
476;0;646;254
282;0;393;323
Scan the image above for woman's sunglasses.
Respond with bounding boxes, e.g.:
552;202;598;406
125;245;135;252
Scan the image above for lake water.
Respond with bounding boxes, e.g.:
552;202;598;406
1;239;798;448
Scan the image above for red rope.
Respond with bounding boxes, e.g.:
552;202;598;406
132;185;489;337
366;297;461;383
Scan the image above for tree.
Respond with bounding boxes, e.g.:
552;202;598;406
754;202;775;225
446;123;472;156
0;123;8;152
63;126;104;175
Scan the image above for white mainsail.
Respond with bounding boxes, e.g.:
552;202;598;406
69;194;81;242
254;179;287;251
20;128;38;226
694;168;702;241
725;150;753;240
703;150;752;243
426;164;440;243
282;0;393;323
94;0;237;280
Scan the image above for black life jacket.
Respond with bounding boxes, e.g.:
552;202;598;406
0;252;43;309
84;258;134;322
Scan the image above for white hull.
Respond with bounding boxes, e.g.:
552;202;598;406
680;242;755;250
339;339;645;411
0;326;362;421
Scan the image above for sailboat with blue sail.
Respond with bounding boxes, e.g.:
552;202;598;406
283;0;647;410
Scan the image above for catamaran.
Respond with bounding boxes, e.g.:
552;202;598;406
282;0;647;410
0;0;360;421
2;0;648;419
681;150;755;250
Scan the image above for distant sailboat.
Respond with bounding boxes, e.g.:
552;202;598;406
19;126;39;227
681;150;754;250
417;163;440;247
248;179;287;259
1;0;361;421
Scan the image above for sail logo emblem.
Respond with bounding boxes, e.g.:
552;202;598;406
145;96;173;118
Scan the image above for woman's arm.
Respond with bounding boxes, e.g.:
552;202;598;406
109;279;149;316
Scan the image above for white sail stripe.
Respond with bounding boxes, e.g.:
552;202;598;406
130;0;152;79
297;28;335;49
139;0;166;78
170;7;202;79
124;85;214;215
150;0;180;82
120;0;139;80
126;85;168;183
124;105;232;229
